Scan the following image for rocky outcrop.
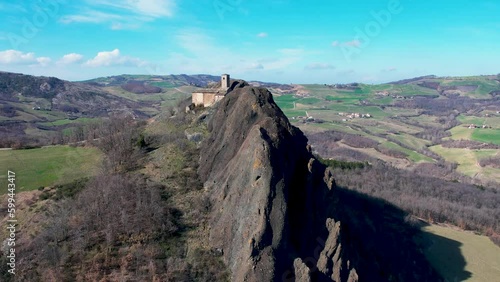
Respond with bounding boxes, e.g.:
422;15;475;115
293;258;312;282
317;219;350;281
198;82;442;282
199;82;311;281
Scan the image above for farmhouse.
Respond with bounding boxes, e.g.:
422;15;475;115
191;74;231;107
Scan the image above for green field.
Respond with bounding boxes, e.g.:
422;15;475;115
354;83;439;97
272;79;500;185
382;142;434;163
420;224;500;282
448;126;500;145
430;146;500;183
39;117;100;127
274;94;301;110
389;133;431;150
458;115;488;125
440;76;500;97
472;129;500;145
0;146;102;193
448;126;473;140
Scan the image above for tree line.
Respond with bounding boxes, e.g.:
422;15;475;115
330;161;500;246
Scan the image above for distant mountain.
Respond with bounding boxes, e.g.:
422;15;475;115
387;74;500;96
0;71;145;117
388;75;437;85
82;74;295;92
82;74;222;88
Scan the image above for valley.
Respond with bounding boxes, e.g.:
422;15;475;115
268;75;500;187
1;72;499;281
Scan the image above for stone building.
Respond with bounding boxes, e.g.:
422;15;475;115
192;74;230;107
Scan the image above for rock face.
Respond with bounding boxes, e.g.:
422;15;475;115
199;82;442;282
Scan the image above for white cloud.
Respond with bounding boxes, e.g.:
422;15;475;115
36;57;52;66
0;50;53;67
257;32;268;38
84;49;148;67
60;10;124;24
305;63;335;70
61;0;175;29
331;39;362;48
344;39;361;47
58;53;84;65
0;50;36;64
337;69;355;76
86;0;175;18
0;3;27;13
278;48;304;56
111;22;140;30
382;67;397;72
246;63;264;70
166;29;303;76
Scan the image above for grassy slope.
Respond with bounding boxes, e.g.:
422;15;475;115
430;146;500;182
382;141;434;163
39;117;100;127
448;126;474;140
0;146;102;193
440;76;500;97
421;224;500;282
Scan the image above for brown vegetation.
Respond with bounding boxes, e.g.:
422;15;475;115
479;156;500;169
121;81;162;94
331;161;500;245
441;139;500;150
10;100;229;281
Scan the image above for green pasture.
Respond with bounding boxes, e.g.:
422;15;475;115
0;146;102;193
430;146;500;182
471;129;500;145
39;117;100;127
381;142;434;163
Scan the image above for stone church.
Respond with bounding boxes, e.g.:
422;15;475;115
191;74;231;107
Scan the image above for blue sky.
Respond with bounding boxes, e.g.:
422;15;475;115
0;0;499;83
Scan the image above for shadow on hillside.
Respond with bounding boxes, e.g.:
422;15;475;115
311;183;471;281
415;223;472;282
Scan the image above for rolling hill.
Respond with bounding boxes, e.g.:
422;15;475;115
271;74;500;186
1;73;499;281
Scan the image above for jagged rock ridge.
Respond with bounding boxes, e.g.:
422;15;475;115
198;82;442;282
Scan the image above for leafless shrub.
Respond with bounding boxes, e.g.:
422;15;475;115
479;156;500;169
332;162;500;245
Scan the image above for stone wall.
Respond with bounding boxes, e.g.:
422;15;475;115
192;91;225;107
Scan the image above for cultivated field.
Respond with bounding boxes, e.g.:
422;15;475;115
0;146;102;193
271;76;500;185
